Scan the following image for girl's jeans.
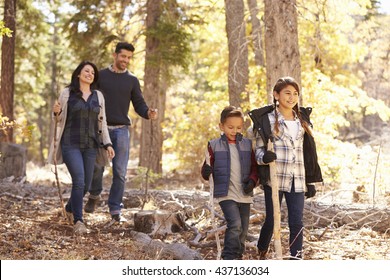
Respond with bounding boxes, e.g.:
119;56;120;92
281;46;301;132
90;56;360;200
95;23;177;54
257;182;305;258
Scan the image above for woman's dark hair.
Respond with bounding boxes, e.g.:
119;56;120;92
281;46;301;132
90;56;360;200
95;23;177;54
220;105;244;123
68;61;99;96
272;77;312;136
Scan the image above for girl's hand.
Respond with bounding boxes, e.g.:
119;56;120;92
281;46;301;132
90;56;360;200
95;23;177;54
106;146;115;159
263;150;277;163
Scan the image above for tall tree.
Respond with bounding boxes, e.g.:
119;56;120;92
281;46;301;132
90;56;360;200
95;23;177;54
0;0;16;142
140;0;163;173
224;0;249;107
139;0;191;173
264;0;301;103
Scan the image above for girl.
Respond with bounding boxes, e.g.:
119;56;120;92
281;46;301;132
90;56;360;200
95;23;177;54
249;77;322;259
48;61;115;234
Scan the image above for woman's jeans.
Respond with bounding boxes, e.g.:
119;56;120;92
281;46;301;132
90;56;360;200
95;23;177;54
62;144;97;224
257;183;305;259
219;200;250;260
90;126;130;215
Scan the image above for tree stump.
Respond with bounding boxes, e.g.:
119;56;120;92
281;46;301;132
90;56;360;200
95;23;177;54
134;210;187;236
0;143;27;179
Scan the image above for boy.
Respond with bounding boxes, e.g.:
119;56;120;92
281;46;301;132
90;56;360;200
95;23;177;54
201;106;258;260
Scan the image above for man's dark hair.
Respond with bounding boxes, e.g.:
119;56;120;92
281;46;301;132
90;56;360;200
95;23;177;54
115;42;135;53
220;106;244;123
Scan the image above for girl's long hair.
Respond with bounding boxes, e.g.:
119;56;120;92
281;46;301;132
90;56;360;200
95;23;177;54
68;61;99;97
272;77;312;136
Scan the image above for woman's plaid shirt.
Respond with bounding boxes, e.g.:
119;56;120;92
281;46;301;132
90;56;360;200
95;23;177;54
255;109;306;193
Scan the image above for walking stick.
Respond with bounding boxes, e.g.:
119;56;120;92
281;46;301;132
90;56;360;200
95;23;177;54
52;113;70;224
372;141;381;207
267;139;282;259
205;148;222;260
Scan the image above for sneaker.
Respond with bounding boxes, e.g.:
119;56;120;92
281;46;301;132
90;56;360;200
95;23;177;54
104;214;127;228
74;221;89;234
112;214;127;223
85;196;100;213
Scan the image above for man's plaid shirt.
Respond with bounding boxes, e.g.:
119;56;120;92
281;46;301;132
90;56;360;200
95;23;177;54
255;109;306;193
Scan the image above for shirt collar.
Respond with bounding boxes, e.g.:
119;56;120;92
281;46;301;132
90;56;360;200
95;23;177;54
275;107;298;123
108;64;128;74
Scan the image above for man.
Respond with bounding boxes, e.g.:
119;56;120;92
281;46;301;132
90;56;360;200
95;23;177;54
85;42;158;223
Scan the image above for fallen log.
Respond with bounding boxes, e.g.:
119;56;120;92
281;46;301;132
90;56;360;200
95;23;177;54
130;231;202;260
304;202;390;233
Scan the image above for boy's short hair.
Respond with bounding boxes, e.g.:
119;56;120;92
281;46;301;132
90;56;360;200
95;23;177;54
115;42;135;53
220;106;244;123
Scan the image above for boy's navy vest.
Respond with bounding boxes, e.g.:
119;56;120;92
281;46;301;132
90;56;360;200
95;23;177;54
209;134;253;197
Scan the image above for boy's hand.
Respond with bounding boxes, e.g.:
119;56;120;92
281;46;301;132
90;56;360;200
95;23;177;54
243;179;256;194
201;164;212;180
263;150;277;163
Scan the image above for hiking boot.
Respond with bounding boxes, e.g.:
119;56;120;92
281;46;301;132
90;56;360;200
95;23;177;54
85;196;100;213
258;249;268;260
112;214;127;223
104;214;127;228
74;221;89;235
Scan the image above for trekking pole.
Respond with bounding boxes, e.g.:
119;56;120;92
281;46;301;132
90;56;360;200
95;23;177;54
52;110;69;223
205;148;222;260
141;121;152;210
372;141;382;207
267;139;282;259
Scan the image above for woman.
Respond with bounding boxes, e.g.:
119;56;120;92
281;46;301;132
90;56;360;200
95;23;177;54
48;61;115;234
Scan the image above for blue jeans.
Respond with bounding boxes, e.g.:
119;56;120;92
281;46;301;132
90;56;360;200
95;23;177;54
219;200;250;260
62;145;97;224
90;126;130;215
257;182;305;258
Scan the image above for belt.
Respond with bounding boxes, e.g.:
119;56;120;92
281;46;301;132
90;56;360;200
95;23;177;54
107;125;127;129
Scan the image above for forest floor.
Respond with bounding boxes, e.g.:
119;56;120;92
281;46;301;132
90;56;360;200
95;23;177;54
0;162;389;261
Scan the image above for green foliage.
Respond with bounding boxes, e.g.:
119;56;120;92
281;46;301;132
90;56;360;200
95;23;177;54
6;0;390;189
0;20;12;37
63;0;142;66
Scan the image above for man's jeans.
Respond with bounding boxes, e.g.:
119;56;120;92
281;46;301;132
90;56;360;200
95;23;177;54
257;182;305;258
90;126;130;215
62;145;97;223
219;200;250;260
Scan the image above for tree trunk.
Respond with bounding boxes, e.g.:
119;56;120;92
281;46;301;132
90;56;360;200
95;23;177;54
264;0;302;104
0;0;16;143
224;0;249;107
139;0;163;174
247;0;265;67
